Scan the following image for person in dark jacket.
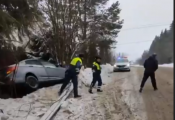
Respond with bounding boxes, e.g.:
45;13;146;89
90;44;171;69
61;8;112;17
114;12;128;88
60;61;66;68
139;53;158;93
89;56;102;94
48;58;59;67
41;49;51;61
59;54;84;98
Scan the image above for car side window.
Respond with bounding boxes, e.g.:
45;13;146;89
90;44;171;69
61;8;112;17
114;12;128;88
25;60;42;66
41;61;57;68
19;61;26;65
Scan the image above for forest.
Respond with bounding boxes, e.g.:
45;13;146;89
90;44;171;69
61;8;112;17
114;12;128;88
136;21;174;65
0;0;123;68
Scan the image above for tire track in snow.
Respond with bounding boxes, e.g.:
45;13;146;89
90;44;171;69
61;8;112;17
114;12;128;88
121;68;148;120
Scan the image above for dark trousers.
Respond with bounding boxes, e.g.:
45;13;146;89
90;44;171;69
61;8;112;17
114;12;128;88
140;71;157;89
60;72;78;97
90;75;102;89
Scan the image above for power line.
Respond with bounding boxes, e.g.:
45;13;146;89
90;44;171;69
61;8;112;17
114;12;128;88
121;23;170;31
116;23;171;46
126;23;170;28
117;40;153;45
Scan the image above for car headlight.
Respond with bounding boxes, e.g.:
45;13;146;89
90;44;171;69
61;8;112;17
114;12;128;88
114;64;116;67
126;63;130;67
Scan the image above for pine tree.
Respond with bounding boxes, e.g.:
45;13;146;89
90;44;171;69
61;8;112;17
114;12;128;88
138;20;174;64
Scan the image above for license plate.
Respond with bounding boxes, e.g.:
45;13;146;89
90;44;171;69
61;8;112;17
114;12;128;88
118;66;125;67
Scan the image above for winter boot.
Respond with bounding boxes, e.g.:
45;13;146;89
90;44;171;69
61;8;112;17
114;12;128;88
139;88;142;93
97;86;103;92
97;89;103;92
58;90;62;96
74;95;81;98
89;89;93;94
89;84;93;94
154;88;158;91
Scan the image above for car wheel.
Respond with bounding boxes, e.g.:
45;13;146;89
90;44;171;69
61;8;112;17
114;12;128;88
25;76;39;89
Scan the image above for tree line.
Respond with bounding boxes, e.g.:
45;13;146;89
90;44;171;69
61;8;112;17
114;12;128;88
0;0;123;68
136;21;174;65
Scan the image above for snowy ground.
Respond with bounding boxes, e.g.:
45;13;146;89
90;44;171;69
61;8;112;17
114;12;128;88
52;64;115;120
0;64;114;120
159;63;173;67
79;64;113;87
132;63;173;68
52;64;135;120
54;63;173;120
2;64;166;120
51;65;173;120
0;85;61;120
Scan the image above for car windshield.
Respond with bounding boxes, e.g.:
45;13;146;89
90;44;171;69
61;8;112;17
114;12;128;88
116;59;128;63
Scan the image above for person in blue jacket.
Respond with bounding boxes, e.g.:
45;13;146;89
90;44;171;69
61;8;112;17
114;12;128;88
89;56;102;94
59;53;84;98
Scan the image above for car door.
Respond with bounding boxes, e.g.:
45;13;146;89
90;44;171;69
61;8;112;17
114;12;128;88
23;60;49;82
40;61;60;80
40;61;66;81
54;67;66;79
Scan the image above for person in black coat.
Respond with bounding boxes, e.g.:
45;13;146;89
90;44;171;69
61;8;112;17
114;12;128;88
139;53;158;93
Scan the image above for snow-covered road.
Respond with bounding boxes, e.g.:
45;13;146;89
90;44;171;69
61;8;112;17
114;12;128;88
52;64;135;120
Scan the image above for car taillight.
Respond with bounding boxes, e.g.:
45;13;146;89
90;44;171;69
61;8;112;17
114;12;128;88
6;67;16;74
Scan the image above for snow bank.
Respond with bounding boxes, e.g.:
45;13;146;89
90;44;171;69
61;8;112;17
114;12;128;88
131;65;142;67
53;64;114;120
53;64;136;120
0;85;61;120
79;63;113;86
0;64;113;120
159;63;173;68
53;93;104;120
133;63;174;68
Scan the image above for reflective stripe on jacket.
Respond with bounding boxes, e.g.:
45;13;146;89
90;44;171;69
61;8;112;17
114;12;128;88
93;62;101;70
70;57;82;66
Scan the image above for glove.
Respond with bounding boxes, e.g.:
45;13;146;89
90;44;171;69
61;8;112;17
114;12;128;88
75;68;80;73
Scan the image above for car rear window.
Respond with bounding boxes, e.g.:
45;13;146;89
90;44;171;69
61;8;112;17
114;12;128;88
25;60;42;65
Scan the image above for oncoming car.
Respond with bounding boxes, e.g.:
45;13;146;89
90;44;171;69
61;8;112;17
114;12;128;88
113;57;130;72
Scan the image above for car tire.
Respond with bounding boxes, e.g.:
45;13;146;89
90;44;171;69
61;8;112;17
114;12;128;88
25;75;39;89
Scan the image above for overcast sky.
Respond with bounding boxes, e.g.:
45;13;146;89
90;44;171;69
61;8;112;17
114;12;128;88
108;0;173;61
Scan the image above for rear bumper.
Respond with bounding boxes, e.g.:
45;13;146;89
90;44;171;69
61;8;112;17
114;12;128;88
0;73;15;85
0;78;14;85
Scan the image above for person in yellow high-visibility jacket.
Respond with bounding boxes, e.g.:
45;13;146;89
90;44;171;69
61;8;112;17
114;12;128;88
59;54;84;98
89;56;102;94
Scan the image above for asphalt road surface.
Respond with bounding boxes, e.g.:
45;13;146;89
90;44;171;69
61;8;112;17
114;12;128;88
115;66;173;120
